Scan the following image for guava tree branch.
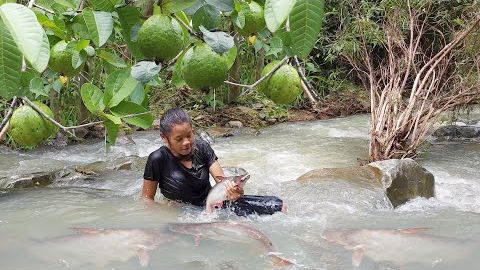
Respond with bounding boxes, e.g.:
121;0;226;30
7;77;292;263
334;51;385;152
23;97;151;135
172;13;203;40
0;97;19;141
224;56;289;92
293;56;321;106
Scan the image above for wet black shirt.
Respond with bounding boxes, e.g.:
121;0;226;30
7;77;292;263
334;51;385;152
143;139;217;206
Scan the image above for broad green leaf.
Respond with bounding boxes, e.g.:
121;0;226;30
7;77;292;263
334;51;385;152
82;9;113;47
172;71;186;88
103;113;121;124
192;4;221;31
131;61;162;83
184;0;207;16
205;0;234;12
0;3;50;72
51;3;68;14
29;77;48;97
290;0;324;59
37;0;78;10
129;83;146;105
0;18;21;99
200;26;234;54
264;0;296;33
104;119;119;147
36;12;65;39
72;49;87;69
226;45;237;69
104;68;139;108
116;5;143;59
86;0;117;12
97;50;126;67
19;69;39;95
52;79;62;93
161;0;197;13
265;37;283;56
76;39;90;50
81;83;105;114
110;101;153;129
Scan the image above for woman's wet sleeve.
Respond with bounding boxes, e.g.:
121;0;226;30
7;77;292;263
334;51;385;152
143;151;161;181
200;139;218;167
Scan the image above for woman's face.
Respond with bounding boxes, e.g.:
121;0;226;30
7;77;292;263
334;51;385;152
162;122;194;157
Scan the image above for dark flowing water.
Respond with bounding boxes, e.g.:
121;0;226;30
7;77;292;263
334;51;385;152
0;114;479;270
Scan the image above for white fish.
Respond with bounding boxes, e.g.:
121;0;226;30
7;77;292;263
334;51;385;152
321;227;479;268
168;221;295;267
205;174;250;213
29;227;169;268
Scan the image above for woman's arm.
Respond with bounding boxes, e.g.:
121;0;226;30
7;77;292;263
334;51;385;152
209;160;244;201
141;179;158;203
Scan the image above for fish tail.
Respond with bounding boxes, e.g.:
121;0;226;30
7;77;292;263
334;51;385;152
268;252;296;267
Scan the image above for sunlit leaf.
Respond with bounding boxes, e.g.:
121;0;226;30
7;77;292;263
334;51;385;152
82;9;113;47
290;0;324;59
264;0;296;33
0;18;21;99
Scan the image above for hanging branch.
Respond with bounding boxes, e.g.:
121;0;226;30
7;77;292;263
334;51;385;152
22;97;151;137
225;56;289;94
292;56;322;106
0;97;19;141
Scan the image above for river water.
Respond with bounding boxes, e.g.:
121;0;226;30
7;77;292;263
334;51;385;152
0;114;479;270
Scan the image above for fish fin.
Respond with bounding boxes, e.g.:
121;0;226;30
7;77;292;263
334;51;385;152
69;227;102;234
397;227;432;234
268;253;296;267
351;248;364;267
137;249;150;267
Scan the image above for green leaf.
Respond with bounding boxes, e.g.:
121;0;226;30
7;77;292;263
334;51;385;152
0;3;50;72
184;0;207;16
76;39;90;50
72;49;87;69
116;5;143;59
81;83;105;115
161;0;197;13
264;0;296;33
226;45;237;70
192;4;221;31
97;50;126;68
36;12;65;39
110;101;153;129
129;82;146;105
131;61;162;83
290;0;324;59
103;113;122;125
104;68;139;108
205;0;234;12
29;77;48;97
104;119;119;147
86;0;117;12
200;26;234;54
0;18;21;100
82;9;113;47
265;37;283;56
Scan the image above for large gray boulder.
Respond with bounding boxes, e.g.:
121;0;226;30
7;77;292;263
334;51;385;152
297;158;435;208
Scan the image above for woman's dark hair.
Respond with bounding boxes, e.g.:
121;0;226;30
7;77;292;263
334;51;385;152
159;108;192;136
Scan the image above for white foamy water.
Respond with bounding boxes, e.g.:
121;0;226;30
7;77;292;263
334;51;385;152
0;114;479;270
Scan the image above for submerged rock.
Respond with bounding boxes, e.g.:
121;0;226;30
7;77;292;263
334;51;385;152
296;158;435;208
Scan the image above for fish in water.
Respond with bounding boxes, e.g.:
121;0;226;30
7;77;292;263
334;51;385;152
28;227;169;268
321;227;480;268
205;174;250;213
168;221;295;267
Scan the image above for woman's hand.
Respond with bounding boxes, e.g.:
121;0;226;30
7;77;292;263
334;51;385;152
224;180;244;201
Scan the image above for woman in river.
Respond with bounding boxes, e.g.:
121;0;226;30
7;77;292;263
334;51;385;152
142;108;286;216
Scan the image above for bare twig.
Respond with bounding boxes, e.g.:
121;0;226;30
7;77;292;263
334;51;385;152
293;56;322;104
225;56;289;94
0;97;19;141
22;97;76;137
32;3;54;14
172;13;202;40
